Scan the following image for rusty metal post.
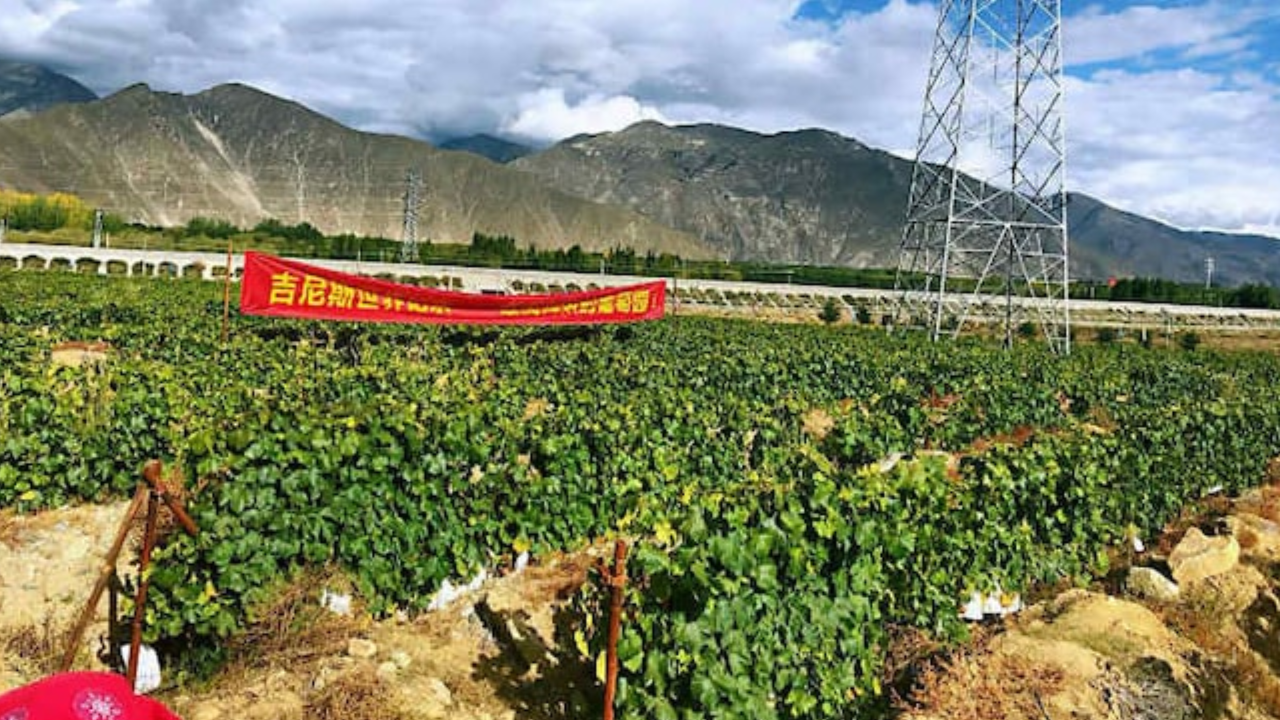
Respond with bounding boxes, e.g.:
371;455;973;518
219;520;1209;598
60;484;148;671
603;539;629;720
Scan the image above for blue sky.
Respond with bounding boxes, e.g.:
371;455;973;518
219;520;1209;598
2;0;1279;235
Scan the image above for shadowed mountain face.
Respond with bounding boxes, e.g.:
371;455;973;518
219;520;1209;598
0;84;713;259
1065;193;1280;287
439;134;533;164
515;121;1280;286
0;60;97;117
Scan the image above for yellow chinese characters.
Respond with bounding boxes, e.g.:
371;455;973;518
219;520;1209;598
268;273;300;306
300;275;328;306
267;272;450;315
498;288;655;318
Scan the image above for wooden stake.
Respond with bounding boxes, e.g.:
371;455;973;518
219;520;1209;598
220;238;233;344
60;485;148;672
603;539;629;720
127;488;161;689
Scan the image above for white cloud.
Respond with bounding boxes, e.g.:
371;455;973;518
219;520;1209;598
0;0;1277;236
1066;67;1280;232
502;89;667;140
1066;2;1266;65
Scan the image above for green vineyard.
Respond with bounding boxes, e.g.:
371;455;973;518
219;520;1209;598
3;272;1280;718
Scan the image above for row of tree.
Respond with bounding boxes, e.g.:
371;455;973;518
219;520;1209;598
0;191;125;233
3;191;1277;309
1073;276;1280;310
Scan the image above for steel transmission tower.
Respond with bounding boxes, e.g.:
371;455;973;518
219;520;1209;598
399;168;423;263
895;0;1070;351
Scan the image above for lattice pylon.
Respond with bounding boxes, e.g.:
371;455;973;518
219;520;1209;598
894;0;1070;352
399;168;423;263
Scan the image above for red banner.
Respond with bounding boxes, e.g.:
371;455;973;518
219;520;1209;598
239;252;666;325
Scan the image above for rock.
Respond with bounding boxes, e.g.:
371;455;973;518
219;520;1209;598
1228;512;1280;560
264;669;294;692
376;661;399;682
1126;566;1180;602
190;706;224;720
390;650;412;669
243;691;303;720
346;637;378;659
424;678;453;710
311;660;352;692
401;677;454;720
1168;527;1240;586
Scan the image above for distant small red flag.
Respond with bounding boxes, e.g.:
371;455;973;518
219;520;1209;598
1107;276;1117;288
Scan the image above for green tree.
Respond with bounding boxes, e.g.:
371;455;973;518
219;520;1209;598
818;298;841;324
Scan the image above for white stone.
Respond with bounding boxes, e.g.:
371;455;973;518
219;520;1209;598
319;589;351;616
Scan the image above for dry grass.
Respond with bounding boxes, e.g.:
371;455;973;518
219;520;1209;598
1266;456;1280;487
1199;330;1280;354
880;625;944;704
224;568;363;672
303;666;408;720
0;511;20;549
1238;526;1260;551
801;408;835;441
522;397;551;421
900;628;1065;720
0;612;68;677
1253;485;1280;524
1159;592;1280;717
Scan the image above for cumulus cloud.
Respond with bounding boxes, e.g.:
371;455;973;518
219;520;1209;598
0;0;1277;235
1067;67;1280;233
502;89;667;141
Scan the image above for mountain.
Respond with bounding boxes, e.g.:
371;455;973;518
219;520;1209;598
0;84;713;259
1065;194;1280;286
439;134;533;163
0;60;97;117
514;121;908;266
515;121;1280;286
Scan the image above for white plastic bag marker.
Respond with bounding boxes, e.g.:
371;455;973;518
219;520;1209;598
119;644;162;694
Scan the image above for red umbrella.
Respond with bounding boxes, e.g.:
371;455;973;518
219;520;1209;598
0;672;180;720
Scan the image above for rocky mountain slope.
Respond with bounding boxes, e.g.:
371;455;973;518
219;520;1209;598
0;84;712;258
515;122;908;267
2;64;1276;285
515;121;1280;286
0;60;96;118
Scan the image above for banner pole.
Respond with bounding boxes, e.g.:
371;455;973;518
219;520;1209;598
220;239;233;344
